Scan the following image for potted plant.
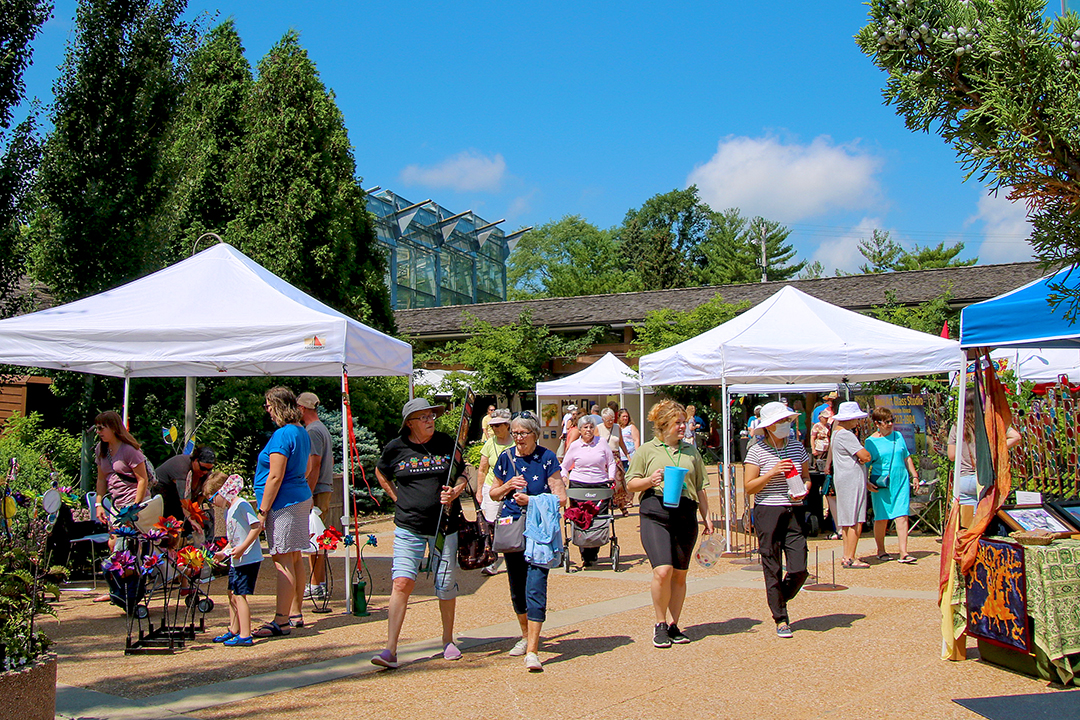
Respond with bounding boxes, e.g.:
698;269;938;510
0;459;66;720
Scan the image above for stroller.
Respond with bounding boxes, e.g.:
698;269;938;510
563;485;621;572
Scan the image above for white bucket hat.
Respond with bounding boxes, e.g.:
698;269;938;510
757;401;797;428
833;401;868;422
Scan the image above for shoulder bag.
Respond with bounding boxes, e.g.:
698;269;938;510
456;472;498;570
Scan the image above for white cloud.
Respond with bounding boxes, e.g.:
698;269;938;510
968;193;1035;264
687;135;883;222
809;217;883;275
400;150;507;192
506;191;536;219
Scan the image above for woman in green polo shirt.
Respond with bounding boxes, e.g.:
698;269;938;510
625;399;713;649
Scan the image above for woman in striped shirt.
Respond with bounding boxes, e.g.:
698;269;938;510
743;401;811;639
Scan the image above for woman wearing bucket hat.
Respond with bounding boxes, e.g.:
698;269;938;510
830;401;873;568
743;401;811;638
371;398;469;668
476;409;513;575
625;400;712;649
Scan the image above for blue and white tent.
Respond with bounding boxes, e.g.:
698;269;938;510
961;266;1080;349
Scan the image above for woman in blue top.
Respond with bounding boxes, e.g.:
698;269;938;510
490;412;567;673
252;386;312;637
865;407;918;564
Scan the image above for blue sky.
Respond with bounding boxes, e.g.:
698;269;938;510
19;0;1039;274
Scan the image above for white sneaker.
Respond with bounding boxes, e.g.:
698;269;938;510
508;638;528;656
524;652;543;672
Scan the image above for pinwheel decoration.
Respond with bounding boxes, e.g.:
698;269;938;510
140;553;164;575
315;526;344;551
111;526;139;538
175;545;206;574
181;499;208;527
103;550;137;576
154;516;184;537
143;527;168;542
113;504;141;525
366;534;378;548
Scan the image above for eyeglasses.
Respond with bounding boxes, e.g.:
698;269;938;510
511;411;535;420
409;413;436;423
510;430;533;438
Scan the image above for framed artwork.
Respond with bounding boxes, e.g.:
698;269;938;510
966;537;1031;653
996;504;1074;538
1046;499;1080;532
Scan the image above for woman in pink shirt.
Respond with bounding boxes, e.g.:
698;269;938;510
561;415;616;567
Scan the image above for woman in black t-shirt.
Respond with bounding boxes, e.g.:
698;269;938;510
371;399;469;669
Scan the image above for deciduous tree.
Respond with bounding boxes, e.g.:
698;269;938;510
507;215;636;298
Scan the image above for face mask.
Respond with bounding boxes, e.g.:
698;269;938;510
769;421;791;438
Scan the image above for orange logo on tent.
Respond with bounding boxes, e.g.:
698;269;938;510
304;336;324;349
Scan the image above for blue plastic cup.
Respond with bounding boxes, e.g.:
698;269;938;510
662;465;689;508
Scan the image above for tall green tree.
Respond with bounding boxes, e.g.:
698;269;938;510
856;229;975;273
425;309;602;404
28;0;199;302
507;215;637;298
0;0;52;316
695;210;804;284
620;186;713;289
157;19;252;265
856;0;1080;313
226;31;392;330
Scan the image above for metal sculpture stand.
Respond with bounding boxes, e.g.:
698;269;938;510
804;547;847;591
308;549;334;614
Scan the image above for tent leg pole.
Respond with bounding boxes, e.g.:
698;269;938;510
722;379;731;553
342;370;352;611
184;377;196;442
954;352;968;500
122;376;131;429
640;386;646;443
408;371;414;401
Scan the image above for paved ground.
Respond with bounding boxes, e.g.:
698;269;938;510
49;512;1074;720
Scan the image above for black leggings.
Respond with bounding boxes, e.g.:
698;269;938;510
639;492;698;570
753;504;809;624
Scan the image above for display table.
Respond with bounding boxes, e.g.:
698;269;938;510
970;537;1080;685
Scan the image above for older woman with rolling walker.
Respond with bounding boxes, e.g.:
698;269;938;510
625;400;712;649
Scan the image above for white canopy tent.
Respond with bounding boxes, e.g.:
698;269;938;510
989;347;1080;383
0;242;413;605
638;286;963;550
535;352;652;438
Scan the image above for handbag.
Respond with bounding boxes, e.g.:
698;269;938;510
456;473;498;570
492;511;526;553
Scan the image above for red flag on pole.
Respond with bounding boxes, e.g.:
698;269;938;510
940;321;949;339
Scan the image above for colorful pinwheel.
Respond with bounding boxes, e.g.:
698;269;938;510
140;553;164;574
103;550;137;575
142;527;167;542
154;516;184;537
315;526;344;551
366;534;378;547
181;499;208;527
175;544;205;574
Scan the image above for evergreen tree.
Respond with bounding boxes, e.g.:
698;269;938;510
855;229;974;273
620;187;713;289
28;0;198;302
157;19;252;264
226;31;393;330
694;209;804;285
857;229;903;274
799;260;825;280
0;0;52;315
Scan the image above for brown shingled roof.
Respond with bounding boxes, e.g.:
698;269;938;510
396;262;1045;339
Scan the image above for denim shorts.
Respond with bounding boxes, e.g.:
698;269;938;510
956;473;980;506
228;562;260;596
391;526;459;600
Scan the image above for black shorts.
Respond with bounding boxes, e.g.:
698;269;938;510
639;492;699;570
228;562;260;596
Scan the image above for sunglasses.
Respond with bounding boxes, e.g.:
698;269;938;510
511;410;535;420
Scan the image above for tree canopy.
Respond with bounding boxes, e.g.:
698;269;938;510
629;293;750;357
856;0;1079;312
856;229;975;273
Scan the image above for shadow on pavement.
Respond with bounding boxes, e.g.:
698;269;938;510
684;616;762;637
790;612;865;632
540;630;634;666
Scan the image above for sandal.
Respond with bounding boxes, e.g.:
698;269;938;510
877;553;892;562
252;620;290;638
213;631;238;643
289;614;304;628
898;555;918;564
841;558;871;569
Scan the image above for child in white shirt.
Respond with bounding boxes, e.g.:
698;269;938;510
207;474;263;646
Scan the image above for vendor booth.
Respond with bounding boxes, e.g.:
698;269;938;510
954;267;1080;684
638;285;963;551
535;352;653;451
0;242;413;608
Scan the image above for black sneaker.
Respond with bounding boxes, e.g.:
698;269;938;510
653;622;672;648
667;623;691;644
